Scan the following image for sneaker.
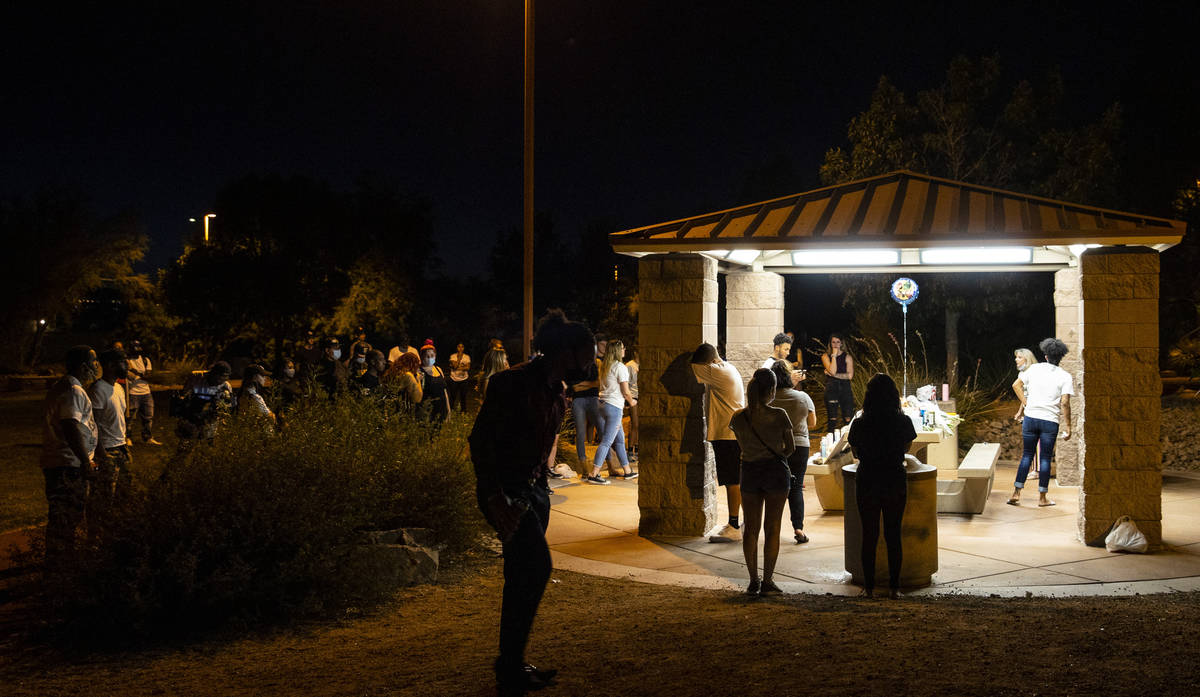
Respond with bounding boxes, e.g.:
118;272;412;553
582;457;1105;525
745;579;761;596
759;580;783;596
547;470;565;479
584;475;610;485
621;471;639;480
145;438;163;446
708;524;741;543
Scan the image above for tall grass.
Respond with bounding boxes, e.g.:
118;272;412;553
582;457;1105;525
804;331;1006;451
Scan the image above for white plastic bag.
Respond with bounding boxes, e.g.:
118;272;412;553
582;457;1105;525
1105;515;1148;553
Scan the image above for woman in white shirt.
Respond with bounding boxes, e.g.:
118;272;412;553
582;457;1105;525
1009;338;1073;507
586;340;637;484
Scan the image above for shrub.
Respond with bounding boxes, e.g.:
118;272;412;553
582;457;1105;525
41;394;487;639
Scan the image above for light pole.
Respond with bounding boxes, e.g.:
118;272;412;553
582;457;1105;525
189;213;217;243
522;0;534;361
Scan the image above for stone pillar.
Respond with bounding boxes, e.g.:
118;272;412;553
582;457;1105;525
1076;248;1162;548
724;271;785;386
636;254;719;536
1054;267;1083;486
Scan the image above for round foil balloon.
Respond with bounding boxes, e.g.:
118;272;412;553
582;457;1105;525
890;277;919;306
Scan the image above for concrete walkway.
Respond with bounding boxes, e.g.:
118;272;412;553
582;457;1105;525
546;463;1200;597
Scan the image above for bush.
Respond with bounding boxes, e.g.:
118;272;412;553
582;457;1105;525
42;395;487;639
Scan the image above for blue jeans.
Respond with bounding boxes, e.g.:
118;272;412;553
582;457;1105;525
572;395;603;465
593;402;630;470
1016;416;1059;493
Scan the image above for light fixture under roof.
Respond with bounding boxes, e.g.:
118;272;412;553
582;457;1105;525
791;249;900;266
1068;244;1101;257
726;249;760;264
919;247;1032;265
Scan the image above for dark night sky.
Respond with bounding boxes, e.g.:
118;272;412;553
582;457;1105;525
3;2;1197;276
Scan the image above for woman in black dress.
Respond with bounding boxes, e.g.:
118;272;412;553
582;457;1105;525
847;373;915;598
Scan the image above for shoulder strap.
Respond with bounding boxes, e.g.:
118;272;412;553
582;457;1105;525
746;413;783;460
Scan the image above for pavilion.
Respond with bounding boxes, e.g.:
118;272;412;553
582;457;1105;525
609;170;1186;547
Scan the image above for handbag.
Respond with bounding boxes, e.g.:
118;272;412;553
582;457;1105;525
1105;515;1148;553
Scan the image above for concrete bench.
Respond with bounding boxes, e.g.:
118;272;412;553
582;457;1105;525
936;442;1000;514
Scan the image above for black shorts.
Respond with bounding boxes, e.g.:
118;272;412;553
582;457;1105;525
740;457;792;495
710;440;742;486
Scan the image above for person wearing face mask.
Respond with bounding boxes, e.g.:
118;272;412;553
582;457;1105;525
87;348;133;524
347;326;370;364
125;339;161;445
313;337;348;398
274;357;305;412
237;364;275;427
175;361;235;444
417;339;451;423
41;345;100;566
347;341;372;379
353;349;387;394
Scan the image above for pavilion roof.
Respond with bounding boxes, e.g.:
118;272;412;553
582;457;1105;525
609;170;1185;253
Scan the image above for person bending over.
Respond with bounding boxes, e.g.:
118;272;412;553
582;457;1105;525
470;309;595;696
690;343;746;542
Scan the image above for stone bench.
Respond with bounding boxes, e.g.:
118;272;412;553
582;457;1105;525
936;442;1000;514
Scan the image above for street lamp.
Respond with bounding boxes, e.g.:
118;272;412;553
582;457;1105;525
189;213;217;243
522;0;534;361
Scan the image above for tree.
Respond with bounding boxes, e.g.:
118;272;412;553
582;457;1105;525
820;55;1123;206
819;56;1124;386
0;189;146;370
163;173;435;367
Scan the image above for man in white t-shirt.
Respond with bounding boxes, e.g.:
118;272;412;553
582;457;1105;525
88;349;133;521
41;345;100;564
691;343;746;542
761;333;804;385
1008;338;1073;507
126;340;161;445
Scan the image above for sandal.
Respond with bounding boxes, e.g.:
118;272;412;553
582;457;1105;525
1038;500;1056;507
1006;498;1020;506
794;531;809;544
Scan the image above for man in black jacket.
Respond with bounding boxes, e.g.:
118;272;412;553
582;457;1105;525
470;309;594;696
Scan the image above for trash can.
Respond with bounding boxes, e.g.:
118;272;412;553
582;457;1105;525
843;459;938;588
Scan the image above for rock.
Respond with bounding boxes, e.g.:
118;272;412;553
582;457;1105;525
352;528;440;586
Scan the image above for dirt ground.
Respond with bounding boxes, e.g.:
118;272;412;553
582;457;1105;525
2;550;1199;697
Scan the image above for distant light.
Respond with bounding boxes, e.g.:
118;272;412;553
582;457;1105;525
919;247;1032;264
791;249;900;266
188;217;197;222
39;319;46;325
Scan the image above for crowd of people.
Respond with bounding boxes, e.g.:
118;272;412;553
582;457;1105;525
36;328;518;564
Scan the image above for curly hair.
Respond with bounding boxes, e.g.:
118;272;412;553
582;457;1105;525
1038;338;1069;365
